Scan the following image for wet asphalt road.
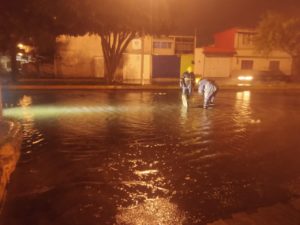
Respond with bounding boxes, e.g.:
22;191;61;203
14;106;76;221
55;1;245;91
1;90;300;225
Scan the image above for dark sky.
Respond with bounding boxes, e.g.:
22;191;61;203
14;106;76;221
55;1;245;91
173;0;300;35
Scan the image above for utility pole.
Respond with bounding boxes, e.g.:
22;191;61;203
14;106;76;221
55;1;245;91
140;34;145;85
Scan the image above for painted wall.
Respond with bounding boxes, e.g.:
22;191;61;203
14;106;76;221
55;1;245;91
195;27;293;78
231;57;292;75
122;53;151;84
56;35;104;78
194;48;205;76
180;54;194;75
204;28;236;54
204;57;232;77
56;35;152;82
152;37;175;55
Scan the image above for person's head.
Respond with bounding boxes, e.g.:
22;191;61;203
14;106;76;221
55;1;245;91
186;66;192;73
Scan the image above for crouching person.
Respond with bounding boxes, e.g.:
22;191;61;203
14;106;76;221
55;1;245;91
198;79;218;109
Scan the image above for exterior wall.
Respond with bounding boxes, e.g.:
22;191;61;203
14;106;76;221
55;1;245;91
195;49;232;78
56;35;153;82
122;53;151;84
204;56;232;77
211;28;236;50
152;37;175;55
56;35;104;78
194;48;205;76
180;54;194;75
123;36;152;84
231;56;292;75
55;34;193;83
233;29;292;76
195;28;293;78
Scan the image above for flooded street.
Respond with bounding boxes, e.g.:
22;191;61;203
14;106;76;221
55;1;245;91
1;90;300;225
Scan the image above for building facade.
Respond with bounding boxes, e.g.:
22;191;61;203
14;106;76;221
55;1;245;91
194;28;292;79
55;34;195;84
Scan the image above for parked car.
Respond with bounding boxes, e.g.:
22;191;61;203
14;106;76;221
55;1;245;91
231;70;290;85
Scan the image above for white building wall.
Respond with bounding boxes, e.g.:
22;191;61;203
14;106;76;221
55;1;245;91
152;37;175;55
234;31;292;76
204;57;232;78
194;48;205;76
194;29;293;79
56;35;104;78
122;53;151;84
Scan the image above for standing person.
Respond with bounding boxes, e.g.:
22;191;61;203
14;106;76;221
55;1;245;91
180;66;195;107
198;78;218;109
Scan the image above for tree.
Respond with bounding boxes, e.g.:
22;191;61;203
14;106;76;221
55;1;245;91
0;0;185;83
255;11;300;79
76;0;173;83
0;0;59;80
46;0;173;83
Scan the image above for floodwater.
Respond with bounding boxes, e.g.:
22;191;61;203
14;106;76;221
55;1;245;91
1;90;300;225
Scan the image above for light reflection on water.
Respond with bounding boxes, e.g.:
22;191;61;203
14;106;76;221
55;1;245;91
2;90;300;225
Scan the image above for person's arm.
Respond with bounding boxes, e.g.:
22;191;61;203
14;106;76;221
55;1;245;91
181;73;187;87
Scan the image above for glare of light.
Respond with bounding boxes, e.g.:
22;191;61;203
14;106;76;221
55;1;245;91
116;198;186;225
19;95;32;107
17;52;23;56
17;43;24;49
236;91;251;100
134;170;158;176
3;104;151;119
17;43;32;53
237;83;251;86
238;75;253;81
195;77;201;85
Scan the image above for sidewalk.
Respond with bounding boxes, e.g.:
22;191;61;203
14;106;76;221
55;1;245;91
2;78;300;91
3;84;300;91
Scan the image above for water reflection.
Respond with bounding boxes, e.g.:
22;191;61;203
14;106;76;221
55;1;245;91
234;91;252;128
2;90;300;225
116;198;186;225
16;96;44;151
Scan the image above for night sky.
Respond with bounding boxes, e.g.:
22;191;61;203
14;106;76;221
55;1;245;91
173;0;300;35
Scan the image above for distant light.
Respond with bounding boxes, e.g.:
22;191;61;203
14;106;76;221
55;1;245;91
17;43;24;49
17;52;23;56
238;75;253;81
237;83;251;86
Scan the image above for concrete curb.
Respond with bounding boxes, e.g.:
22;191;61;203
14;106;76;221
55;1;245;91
2;84;300;91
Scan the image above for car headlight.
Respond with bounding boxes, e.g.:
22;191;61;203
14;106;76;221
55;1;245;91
238;75;253;81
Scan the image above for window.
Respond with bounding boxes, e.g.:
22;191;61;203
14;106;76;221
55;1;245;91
241;60;253;69
238;32;255;48
269;61;280;71
153;41;172;49
175;37;194;54
242;33;254;45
